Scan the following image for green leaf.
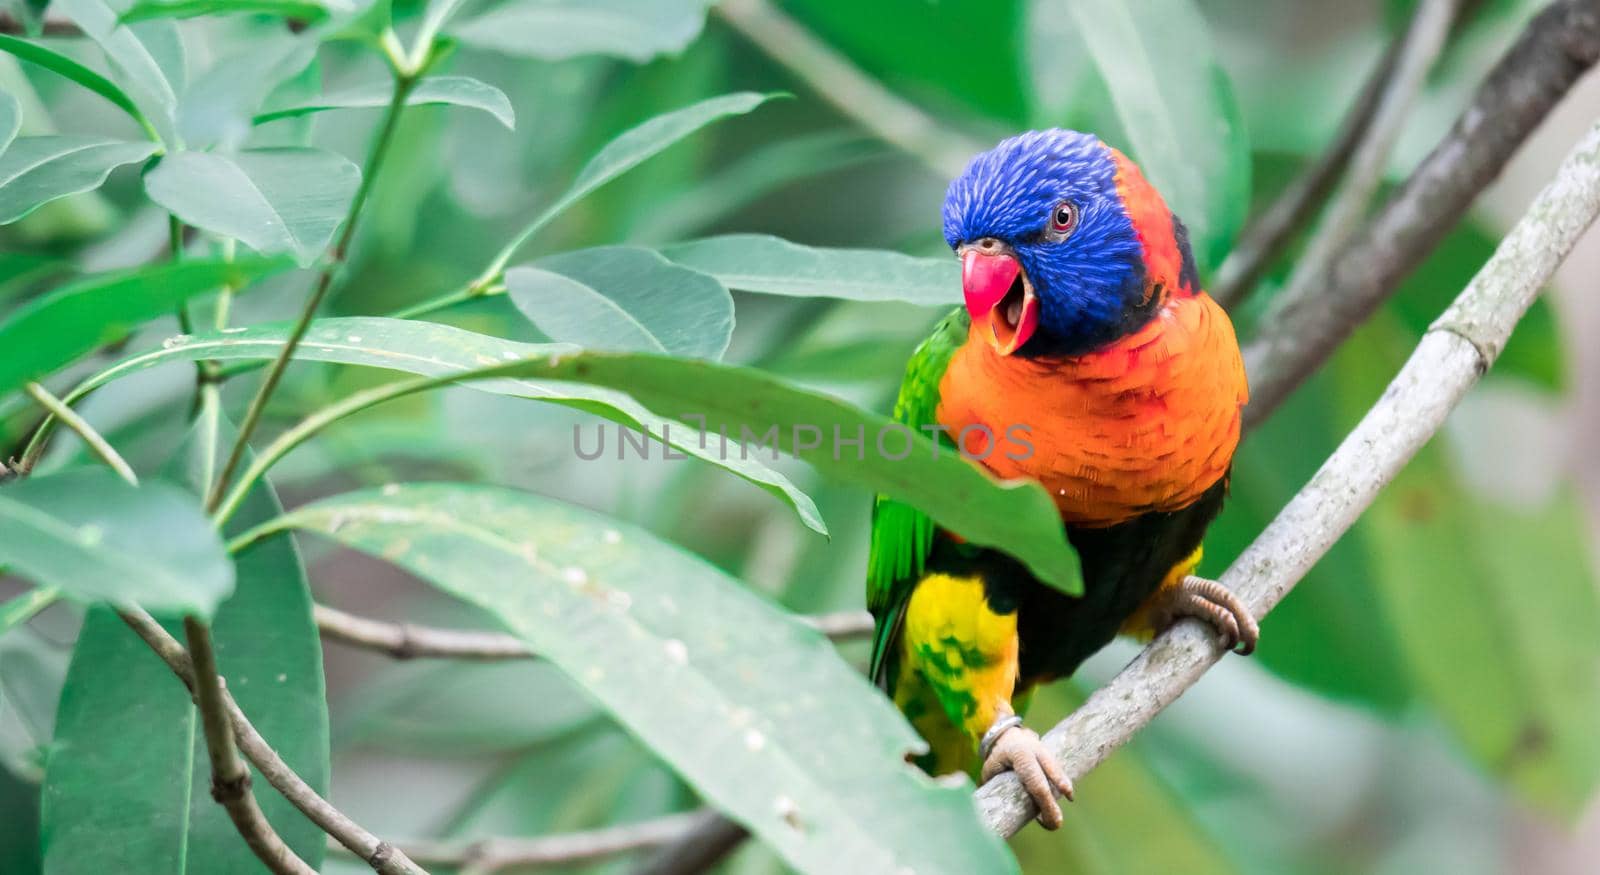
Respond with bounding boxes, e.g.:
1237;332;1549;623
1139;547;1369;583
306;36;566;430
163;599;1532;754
254;75;515;129
660;234;959;305
0;470;232;615
120;0;336;23
0;256;290;397
1045;0;1250;270
143;148;360;266
0;34;158;138
74;316;826;535
40;481;330;873
40;608;199;873
55;0;185;144
494;92;777;262
513;245;733;359
450;0;713;62
0;136;159;224
0;90;19;153
257;483;1019;875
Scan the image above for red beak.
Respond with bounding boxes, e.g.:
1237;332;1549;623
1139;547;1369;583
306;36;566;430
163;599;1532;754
962;249;1038;355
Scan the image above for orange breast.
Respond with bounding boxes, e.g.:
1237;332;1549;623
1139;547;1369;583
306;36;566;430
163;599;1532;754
936;292;1247;528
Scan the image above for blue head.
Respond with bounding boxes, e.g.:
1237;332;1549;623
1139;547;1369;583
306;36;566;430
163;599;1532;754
942;129;1172;357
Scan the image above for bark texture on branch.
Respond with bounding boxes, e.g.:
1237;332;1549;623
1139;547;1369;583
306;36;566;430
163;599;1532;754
977;118;1600;835
119;610;432;875
333;811;709;873
315;603;874;661
1210;16;1403;309
1242;0;1600;426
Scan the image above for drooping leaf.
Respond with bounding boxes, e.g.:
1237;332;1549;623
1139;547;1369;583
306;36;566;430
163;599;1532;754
0;35;157;137
40;608;199;873
143;148;360;265
0;256;290;396
88;318;1079;589
70;316;826;535
1044;0;1250;270
497;92;777;256
254;483;1019;875
55;0;185;144
120;0;337;23
0;137;158;224
0;470;232;615
660;234;959;305
450;0;713;63
39;473;330;873
254;75;515;130
512;245;733;359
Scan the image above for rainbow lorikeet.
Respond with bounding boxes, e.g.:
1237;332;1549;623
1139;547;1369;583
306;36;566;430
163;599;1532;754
866;130;1256;828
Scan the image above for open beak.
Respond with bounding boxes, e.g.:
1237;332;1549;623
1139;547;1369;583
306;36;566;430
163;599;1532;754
962;248;1038;355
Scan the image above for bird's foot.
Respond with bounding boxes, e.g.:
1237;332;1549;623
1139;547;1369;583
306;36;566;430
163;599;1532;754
979;718;1073;829
1158;575;1260;654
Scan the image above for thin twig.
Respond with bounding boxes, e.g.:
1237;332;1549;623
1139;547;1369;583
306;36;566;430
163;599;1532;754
1242;0;1600;426
23;382;137;485
978;116;1600;835
183;616;320;875
714;0;982;178
1209;29;1403;308
118;609;431;875
630;813;747;875
1268;0;1458;316
328;810;709;874
205;67;418;513
314;603;874;661
0;12;82;35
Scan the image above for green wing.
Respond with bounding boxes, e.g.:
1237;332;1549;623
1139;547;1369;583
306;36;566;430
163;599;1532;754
866;307;968;687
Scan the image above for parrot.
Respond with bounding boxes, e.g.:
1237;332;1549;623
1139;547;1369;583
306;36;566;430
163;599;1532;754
865;129;1256;828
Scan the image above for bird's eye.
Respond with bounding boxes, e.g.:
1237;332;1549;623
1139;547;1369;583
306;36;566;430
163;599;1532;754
1050;201;1079;235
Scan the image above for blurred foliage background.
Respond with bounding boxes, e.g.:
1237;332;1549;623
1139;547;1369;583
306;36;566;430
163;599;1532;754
1;0;1599;873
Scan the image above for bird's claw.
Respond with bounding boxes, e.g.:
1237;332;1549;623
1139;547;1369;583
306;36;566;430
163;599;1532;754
1166;575;1260;654
980;724;1074;829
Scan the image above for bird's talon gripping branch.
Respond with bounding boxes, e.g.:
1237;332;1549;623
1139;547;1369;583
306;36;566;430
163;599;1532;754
980;723;1074;829
1165;575;1260;655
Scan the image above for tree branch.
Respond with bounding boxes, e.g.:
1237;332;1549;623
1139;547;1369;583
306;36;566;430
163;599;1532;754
630;813;748;875
205;65;417;514
328;810;710;873
118;609;431;875
1209;12;1403;309
22;382;137;484
1242;0;1600;426
713;0;982;178
978;116;1600;835
181;617;319;875
1268;0;1458;311
314;603;874;661
0;11;82;36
